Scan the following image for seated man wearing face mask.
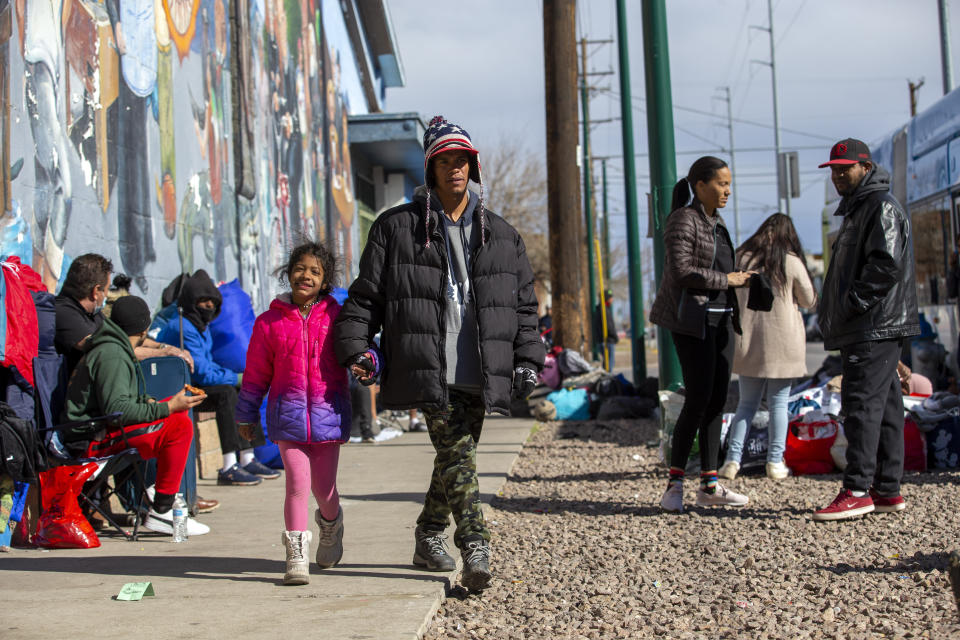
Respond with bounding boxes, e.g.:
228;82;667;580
156;270;276;486
55;254;195;377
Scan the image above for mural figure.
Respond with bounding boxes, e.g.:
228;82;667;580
324;42;354;268
106;0;157;291
178;0;235;282
62;0;119;212
1;0;11;215
156;0;177;238
161;0;200;60
19;0;72;292
301;4;326;242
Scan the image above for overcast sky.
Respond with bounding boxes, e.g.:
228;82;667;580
384;0;960;267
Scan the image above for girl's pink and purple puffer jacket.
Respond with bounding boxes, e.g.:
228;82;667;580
236;293;350;444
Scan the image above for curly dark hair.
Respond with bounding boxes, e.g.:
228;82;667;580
111;273;133;291
275;240;340;295
61;253;113;300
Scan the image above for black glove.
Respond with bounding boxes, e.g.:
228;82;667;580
349;353;377;386
512;366;538;400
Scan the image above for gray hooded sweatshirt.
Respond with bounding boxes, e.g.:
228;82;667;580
439;190;483;390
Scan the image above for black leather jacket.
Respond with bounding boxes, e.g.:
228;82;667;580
818;166;919;350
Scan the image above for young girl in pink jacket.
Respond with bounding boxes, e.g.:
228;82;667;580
236;242;351;585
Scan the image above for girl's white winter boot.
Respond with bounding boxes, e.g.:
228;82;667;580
282;530;312;585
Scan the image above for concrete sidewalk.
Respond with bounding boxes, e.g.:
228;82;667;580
0;416;533;640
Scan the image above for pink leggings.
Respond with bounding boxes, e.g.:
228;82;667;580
277;441;341;531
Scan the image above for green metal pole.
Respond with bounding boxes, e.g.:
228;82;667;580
602;158;611;283
640;0;682;390
581;40;599;361
616;0;646;383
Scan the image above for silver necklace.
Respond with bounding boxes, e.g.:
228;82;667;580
296;296;320;313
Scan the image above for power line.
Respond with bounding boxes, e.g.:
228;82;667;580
675;124;725;149
600;88;836;142
776;0;809;46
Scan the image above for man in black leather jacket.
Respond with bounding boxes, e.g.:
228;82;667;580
813;139;919;522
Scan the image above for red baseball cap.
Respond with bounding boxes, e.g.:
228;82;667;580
819;138;872;168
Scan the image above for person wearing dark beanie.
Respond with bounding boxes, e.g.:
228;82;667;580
61;295;211;535
110;295;152;336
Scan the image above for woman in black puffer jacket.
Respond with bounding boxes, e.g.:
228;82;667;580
650;156;752;514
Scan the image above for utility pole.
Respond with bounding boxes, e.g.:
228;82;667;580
617;0;646;384
580;37;599;360
543;0;585;352
939;0;954;95
909;77;925;116
751;0;786;215
601;158;611;283
720;86;741;244
640;0;680;389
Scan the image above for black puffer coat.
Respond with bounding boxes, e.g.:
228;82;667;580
334;192;544;415
818;166;919;350
649;200;741;338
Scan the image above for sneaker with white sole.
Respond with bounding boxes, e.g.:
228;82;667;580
143;508;211;536
869;488;906;513
813;488;874;521
718;460;740;480
314;507;344;568
766;461;790;480
696;483;749;507
659;482;684;513
460;537;492;591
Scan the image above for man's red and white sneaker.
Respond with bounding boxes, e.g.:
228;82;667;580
812;489;874;521
869;488;906;513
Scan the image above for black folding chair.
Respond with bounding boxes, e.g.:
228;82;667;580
41;413;150;541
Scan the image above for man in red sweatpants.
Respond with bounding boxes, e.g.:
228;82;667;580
62;296;208;535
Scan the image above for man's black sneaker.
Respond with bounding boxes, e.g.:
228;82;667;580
461;538;492;591
412;526;456;571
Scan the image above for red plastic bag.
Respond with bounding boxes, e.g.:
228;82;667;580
904;418;927;472
785;419;838;475
33;464;101;549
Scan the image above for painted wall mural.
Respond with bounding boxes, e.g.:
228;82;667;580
0;0;364;312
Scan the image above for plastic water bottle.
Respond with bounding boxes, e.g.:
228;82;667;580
171;493;188;543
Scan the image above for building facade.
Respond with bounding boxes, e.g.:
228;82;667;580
0;0;407;311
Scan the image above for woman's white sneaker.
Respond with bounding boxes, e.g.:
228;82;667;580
696;483;749;507
718;460;740;480
766;461;790;480
659;482;684;513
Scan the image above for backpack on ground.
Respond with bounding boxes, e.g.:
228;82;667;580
0;400;45;482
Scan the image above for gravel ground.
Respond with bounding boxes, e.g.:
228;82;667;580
423;418;960;639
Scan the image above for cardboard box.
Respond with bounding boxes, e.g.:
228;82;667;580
198;449;222;480
195;417;221;454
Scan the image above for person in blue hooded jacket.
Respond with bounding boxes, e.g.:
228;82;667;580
156;270;278;485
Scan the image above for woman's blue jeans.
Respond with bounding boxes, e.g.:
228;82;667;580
725;376;793;464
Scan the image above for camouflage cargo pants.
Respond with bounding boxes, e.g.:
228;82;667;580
416;388;488;548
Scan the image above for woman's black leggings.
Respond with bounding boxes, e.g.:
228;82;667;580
669;319;735;472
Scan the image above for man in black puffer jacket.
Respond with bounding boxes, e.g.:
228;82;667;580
335;116;544;591
813;138;919;523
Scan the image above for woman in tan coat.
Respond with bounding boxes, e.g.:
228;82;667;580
719;214;817;480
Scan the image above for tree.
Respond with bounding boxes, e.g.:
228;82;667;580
481;138;551;290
